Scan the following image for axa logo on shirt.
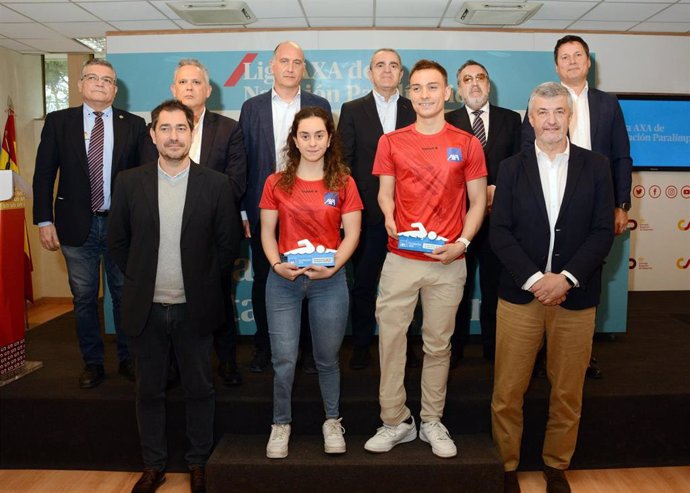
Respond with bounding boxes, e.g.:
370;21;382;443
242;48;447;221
324;192;338;207
447;148;462;162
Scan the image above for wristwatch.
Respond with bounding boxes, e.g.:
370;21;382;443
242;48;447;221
616;202;631;212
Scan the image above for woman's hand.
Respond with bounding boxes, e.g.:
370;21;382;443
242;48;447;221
304;265;335;280
273;262;308;281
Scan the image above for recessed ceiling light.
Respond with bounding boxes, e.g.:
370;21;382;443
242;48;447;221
75;37;106;53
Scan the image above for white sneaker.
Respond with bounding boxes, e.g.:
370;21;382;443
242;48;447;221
419;421;457;458
266;424;291;459
322;418;346;454
364;416;417;453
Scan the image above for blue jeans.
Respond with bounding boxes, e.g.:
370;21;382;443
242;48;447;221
61;215;129;365
128;303;214;469
267;268;348;424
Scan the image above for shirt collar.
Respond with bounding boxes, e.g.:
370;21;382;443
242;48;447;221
272;87;301;104
561;81;589;98
465;101;490;117
83;103;112;117
372;89;399;104
535;138;571;160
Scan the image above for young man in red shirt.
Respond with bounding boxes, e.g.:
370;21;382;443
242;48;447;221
364;59;487;458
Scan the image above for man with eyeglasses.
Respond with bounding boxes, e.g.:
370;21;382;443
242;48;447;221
33;58;147;389
445;60;521;365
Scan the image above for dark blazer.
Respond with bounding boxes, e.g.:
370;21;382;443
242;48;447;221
239;90;331;228
33;105;146;246
107;163;241;338
490;144;615;310
337;91;415;226
446;104;521;186
521;87;632;204
140;111;247;203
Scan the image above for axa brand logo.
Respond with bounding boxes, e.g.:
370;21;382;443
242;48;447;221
677;258;690;269
324;192;338;207
678;220;690;231
447;147;462;162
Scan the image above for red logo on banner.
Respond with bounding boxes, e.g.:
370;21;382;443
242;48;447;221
678;220;690;231
676;258;690;269
649;185;661;199
633;185;645;198
666;186;678;199
224;53;259;87
681;186;690;199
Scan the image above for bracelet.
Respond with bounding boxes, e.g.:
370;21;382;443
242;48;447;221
272;261;282;272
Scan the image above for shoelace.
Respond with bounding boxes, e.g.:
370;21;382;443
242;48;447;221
425;422;452;441
325;418;345;437
270;425;290;441
377;424;405;437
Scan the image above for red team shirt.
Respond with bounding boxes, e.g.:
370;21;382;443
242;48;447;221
260;174;363;255
372;122;487;262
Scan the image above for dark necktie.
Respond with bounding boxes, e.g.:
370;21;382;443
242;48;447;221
472;109;486;148
87;111;104;212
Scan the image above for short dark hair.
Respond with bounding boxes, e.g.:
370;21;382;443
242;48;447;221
554;35;590;63
410;59;447;85
456;59;489;81
81;58;117;80
151;99;194;131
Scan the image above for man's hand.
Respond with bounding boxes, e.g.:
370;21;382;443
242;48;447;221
531;272;570;306
39;224;60;251
242;219;251;239
614;208;628;236
384;218;398;239
425;242;466;265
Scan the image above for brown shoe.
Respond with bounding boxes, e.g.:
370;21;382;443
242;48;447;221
504;470;521;493
190;465;206;493
131;469;165;493
543;465;571;493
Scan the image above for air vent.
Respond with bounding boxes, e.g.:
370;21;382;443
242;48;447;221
167;1;257;26
456;2;543;26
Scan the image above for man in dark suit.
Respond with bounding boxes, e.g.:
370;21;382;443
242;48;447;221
141;58;247;387
337;48;416;370
491;82;614;493
522;35;633;379
108;100;240;493
33;58;146;389
239;41;331;372
445;60;521;364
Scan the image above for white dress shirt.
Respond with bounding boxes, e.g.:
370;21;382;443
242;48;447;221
372;89;399;134
272;88;301;171
563;82;591;150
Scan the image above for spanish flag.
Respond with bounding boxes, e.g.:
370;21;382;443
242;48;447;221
1;108;34;303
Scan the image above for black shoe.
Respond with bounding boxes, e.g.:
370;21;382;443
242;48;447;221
218;361;242;387
406;345;421;368
586;355;603;379
250;348;271;373
118;359;136;382
301;351;318;375
132;469;165;493
79;364;104;389
349;346;371;370
504;470;521;493
543;466;571;493
189;466;206;493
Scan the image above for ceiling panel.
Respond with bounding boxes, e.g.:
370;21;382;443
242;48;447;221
9;2;99;22
648;3;690;22
308;17;373;27
376;17;441;27
532;1;599;19
244;17;309;28
302;0;372;18
582;2;669;21
16;36;92;51
110;19;180;30
630;21;690;31
78;1;165;21
0;4;32;21
45;21;115;36
0;21;61;37
569;19;639;29
377;0;448;19
240;0;304;18
0;37;36;51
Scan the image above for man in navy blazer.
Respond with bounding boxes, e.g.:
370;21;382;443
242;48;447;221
491;83;614;493
522;34;632;379
445;60;521;363
33;59;146;389
337;48;416;370
141;58;247;387
239;41;331;372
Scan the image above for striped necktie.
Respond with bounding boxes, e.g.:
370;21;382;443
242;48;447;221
87;111;105;212
472;110;486;148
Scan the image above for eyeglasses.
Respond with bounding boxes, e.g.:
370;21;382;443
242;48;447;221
81;74;116;86
461;74;488;85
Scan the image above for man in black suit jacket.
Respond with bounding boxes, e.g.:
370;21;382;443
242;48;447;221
239;41;331;372
337;48;416;370
33;59;146;389
522;35;633;379
108;100;240;493
141;58;247;387
445;60;521;363
490;83;614;493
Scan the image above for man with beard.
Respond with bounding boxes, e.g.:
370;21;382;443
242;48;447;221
109;99;240;493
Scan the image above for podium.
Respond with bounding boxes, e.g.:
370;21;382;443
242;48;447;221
0;170;42;385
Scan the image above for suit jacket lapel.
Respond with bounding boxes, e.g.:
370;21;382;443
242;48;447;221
199;111;216;167
557;145;584;224
71;106;89;176
363;92;384;135
587;89;600;145
181;164;202;236
523;149;550;225
457;106;472;133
